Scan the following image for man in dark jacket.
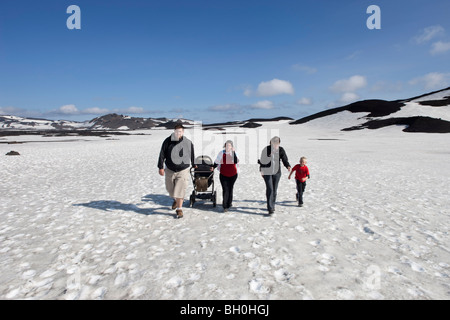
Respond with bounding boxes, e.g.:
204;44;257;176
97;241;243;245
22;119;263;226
158;124;195;218
259;136;291;214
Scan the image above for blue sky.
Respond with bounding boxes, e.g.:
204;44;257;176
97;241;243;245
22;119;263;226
1;0;449;123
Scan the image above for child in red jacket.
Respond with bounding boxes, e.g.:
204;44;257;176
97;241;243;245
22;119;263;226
288;157;310;207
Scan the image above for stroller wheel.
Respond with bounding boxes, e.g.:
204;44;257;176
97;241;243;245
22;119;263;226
212;191;217;207
190;191;196;208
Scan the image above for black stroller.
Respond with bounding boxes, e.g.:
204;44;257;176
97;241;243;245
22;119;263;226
189;155;217;208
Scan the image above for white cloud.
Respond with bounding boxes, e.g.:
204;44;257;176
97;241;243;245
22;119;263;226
412;26;450;56
371;81;403;93
297;97;313;106
345;51;363;61
250;100;274;110
58;104;79;115
128;106;145;114
409;72;450;90
330;75;367;93
208;103;242;112
430;41;450;55
292;64;317;74
254;79;295;97
243;87;252;97
413;25;445;44
0;106;24;116
83;107;110;114
339;92;359;104
329;75;367;106
113;106;145;114
47;105;145;116
209;101;276;113
0;107;49;118
1;105;143;118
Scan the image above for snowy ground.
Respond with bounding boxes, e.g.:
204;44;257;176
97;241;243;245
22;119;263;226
1;120;449;300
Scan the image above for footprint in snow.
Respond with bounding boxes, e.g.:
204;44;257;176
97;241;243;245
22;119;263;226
400;256;425;272
274;268;293;282
249;279;270;294
22;270;36;279
166;276;184;288
129;286;146;298
229;246;240;254
319;253;336;265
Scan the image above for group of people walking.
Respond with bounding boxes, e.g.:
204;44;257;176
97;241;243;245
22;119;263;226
157;125;310;218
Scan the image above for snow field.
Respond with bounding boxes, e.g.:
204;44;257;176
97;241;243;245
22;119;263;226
1;123;449;299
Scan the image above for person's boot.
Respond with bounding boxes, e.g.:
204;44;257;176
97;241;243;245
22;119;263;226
176;209;183;219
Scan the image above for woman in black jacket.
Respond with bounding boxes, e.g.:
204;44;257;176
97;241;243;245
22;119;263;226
259;136;291;214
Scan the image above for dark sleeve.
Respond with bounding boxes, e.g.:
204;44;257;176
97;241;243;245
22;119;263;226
157;138;168;169
234;152;239;164
280;147;291;169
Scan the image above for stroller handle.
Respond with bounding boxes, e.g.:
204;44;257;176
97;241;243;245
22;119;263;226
190;166;214;174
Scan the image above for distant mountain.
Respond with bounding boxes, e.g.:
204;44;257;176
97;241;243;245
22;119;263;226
3;86;449;134
202;116;294;130
0;113;295;133
0;115;88;131
0;113;195;132
88;113;195;130
290;87;450;133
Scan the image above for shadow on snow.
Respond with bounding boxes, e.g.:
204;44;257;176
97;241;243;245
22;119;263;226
73;194;296;217
73;194;177;217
